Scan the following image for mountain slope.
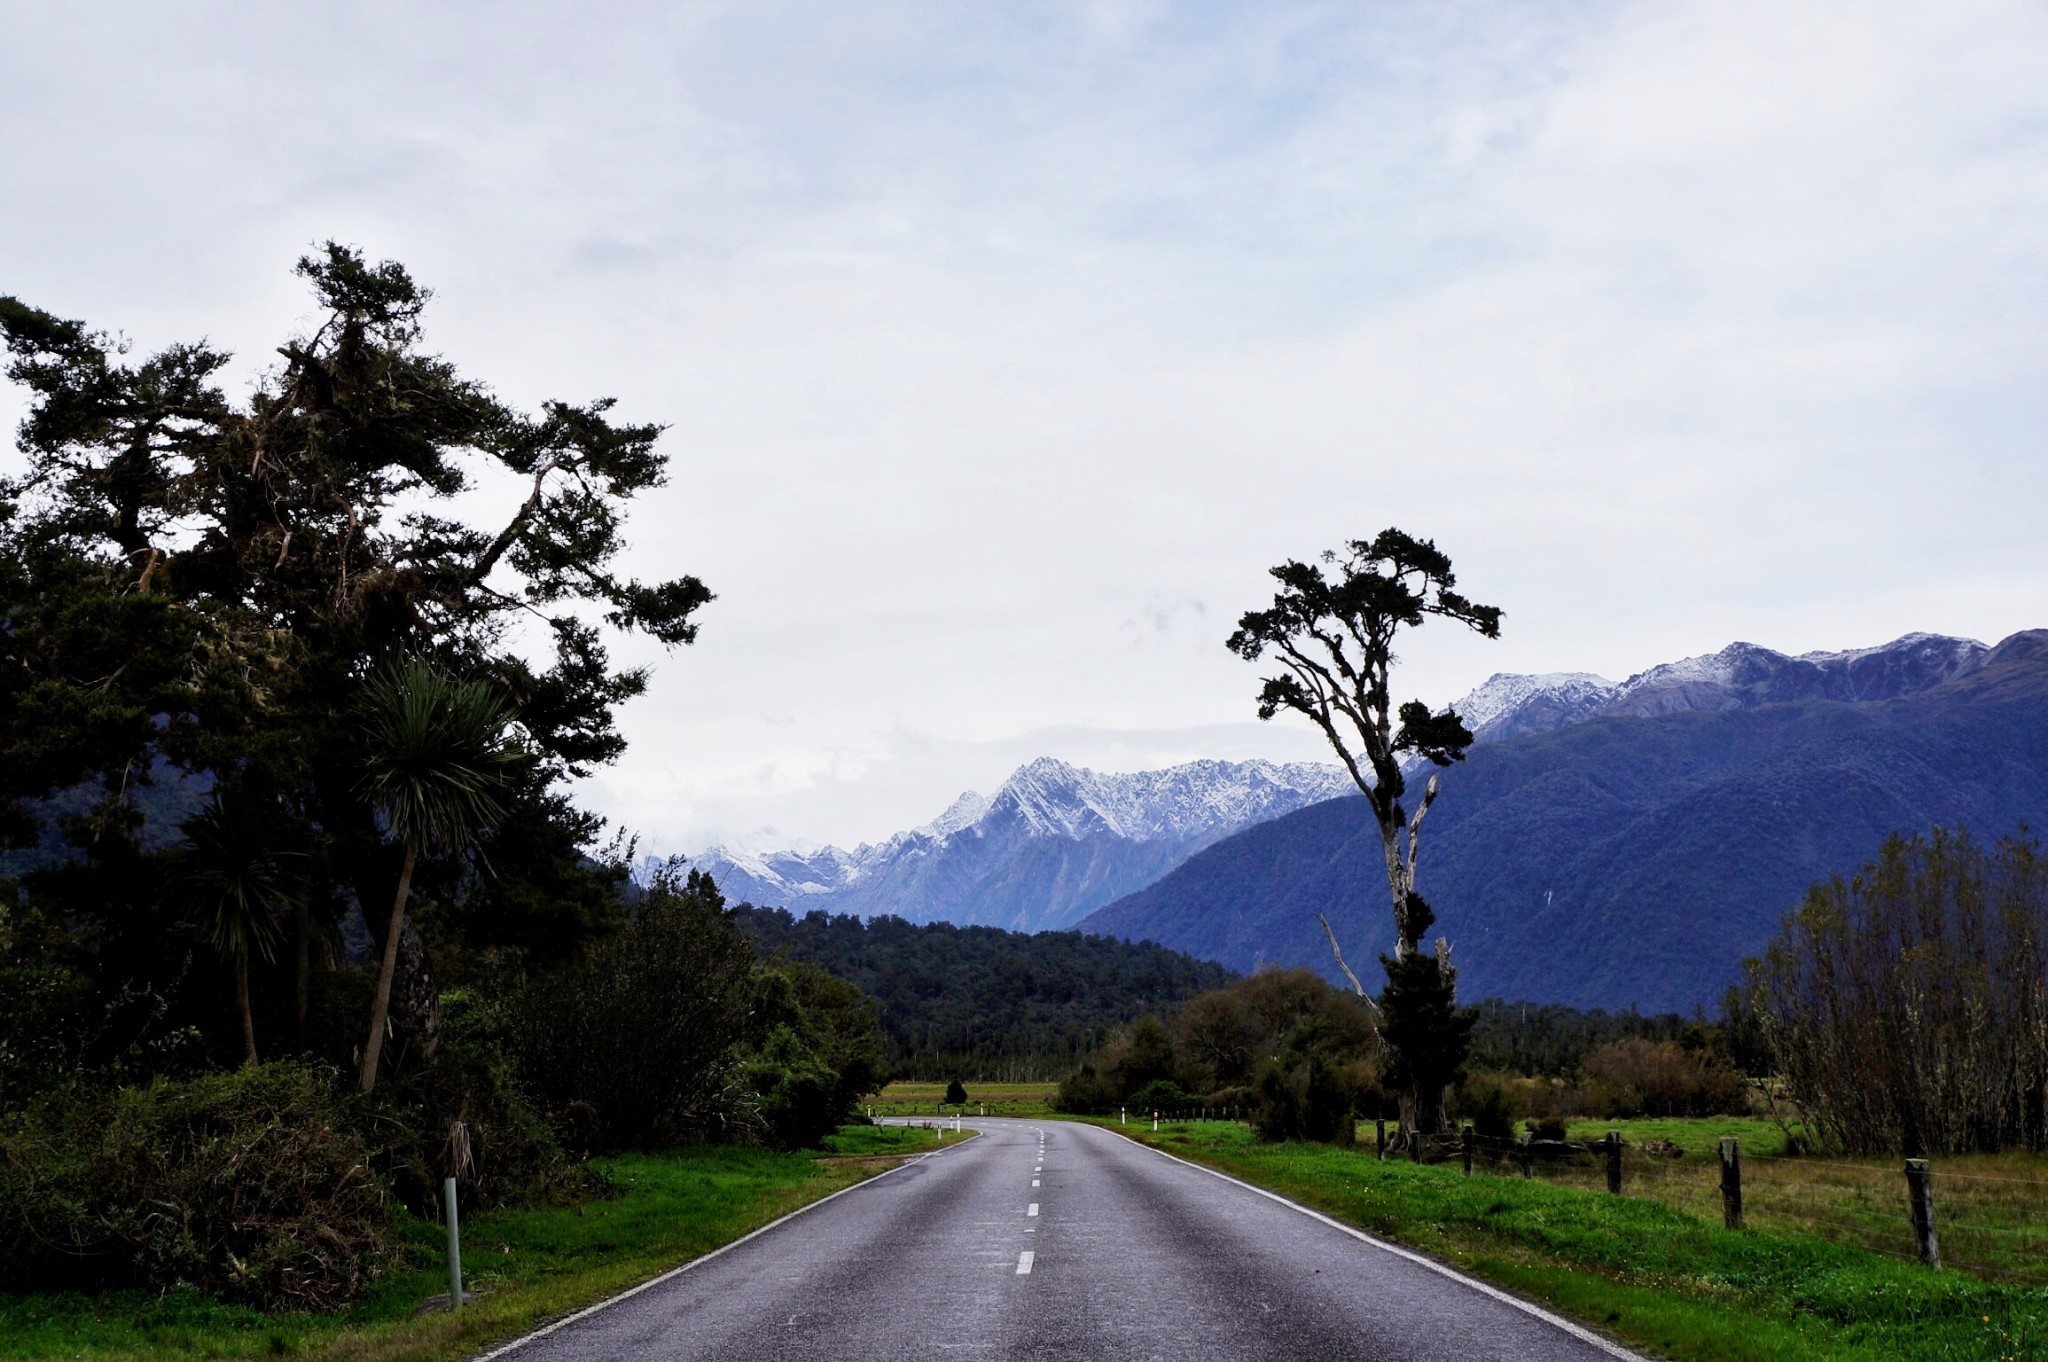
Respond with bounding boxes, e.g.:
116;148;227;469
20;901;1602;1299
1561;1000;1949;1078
692;758;1355;932
1076;629;2048;1013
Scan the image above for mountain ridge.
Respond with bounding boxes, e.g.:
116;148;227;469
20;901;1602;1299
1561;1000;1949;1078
1075;629;2048;1013
691;757;1357;932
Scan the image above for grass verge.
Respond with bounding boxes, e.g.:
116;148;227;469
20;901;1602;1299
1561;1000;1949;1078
1088;1118;2048;1362
0;1125;942;1362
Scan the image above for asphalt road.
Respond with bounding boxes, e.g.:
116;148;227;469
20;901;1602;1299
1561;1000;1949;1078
480;1117;1642;1362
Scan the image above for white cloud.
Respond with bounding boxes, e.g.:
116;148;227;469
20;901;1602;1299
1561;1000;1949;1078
4;0;2043;847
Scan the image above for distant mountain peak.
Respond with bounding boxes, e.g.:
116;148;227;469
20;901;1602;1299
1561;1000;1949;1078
1443;632;1990;740
688;756;1354;932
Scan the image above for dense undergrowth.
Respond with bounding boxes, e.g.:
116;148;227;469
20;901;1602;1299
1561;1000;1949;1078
0;1126;938;1362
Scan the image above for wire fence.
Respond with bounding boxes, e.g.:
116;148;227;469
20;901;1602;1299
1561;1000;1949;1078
1001;1104;2048;1286
1401;1126;2048;1287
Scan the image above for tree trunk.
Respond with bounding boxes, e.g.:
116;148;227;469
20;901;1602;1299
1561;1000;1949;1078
360;842;417;1095
237;953;259;1067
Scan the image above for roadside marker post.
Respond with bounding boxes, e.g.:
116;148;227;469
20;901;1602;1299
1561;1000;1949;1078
1153;1111;1159;1131
1604;1132;1623;1194
444;1176;464;1310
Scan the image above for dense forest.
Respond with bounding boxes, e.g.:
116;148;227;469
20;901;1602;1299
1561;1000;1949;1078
730;905;1232;1080
0;252;881;1311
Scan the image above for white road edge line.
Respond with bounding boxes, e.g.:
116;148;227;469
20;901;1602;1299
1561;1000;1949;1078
469;1129;978;1361
1111;1130;1646;1362
1016;1250;1035;1275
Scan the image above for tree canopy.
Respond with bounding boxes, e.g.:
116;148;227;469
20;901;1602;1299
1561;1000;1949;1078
0;245;711;1072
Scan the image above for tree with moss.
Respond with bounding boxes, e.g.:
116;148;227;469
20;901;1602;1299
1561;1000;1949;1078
1227;529;1499;1141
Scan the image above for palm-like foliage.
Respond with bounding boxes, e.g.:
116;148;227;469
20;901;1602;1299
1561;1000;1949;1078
176;783;301;1066
355;657;519;1093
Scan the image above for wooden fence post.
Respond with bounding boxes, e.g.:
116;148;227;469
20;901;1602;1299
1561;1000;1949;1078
1605;1131;1623;1194
1519;1134;1533;1178
1462;1124;1474;1176
1718;1137;1743;1231
1376;1118;1386;1160
1905;1159;1940;1267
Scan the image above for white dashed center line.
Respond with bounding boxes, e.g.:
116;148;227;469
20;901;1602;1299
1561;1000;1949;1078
1017;1251;1035;1275
1032;1179;1040;1187
1027;1203;1039;1216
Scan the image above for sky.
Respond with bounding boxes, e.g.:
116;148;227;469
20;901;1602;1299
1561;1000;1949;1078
4;0;2045;854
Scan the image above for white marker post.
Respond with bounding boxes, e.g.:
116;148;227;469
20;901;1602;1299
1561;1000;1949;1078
1152;1111;1159;1131
444;1176;464;1310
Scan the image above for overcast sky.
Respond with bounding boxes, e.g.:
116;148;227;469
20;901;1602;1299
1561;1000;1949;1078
5;0;2045;853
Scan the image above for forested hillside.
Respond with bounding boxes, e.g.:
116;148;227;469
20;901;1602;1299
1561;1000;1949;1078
730;906;1232;1081
1080;629;2048;1012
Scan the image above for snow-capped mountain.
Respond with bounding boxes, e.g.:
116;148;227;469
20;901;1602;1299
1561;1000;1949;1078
693;633;1992;938
1444;633;1989;741
690;758;1355;933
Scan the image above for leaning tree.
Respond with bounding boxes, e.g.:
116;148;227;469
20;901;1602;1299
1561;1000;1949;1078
1227;529;1500;1140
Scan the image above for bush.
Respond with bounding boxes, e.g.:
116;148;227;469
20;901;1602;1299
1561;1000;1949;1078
1456;1074;1517;1138
1127;1078;1198;1112
742;1024;842;1151
1582;1037;1749;1119
507;868;758;1150
1251;1053;1357;1145
1052;1062;1118;1115
0;1063;389;1311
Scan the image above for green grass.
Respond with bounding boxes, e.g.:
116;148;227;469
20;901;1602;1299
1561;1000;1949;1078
871;1081;1058;1117
0;1125;941;1362
1089;1118;2048;1362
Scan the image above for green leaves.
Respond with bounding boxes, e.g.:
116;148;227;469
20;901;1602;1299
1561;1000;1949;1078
173;783;300;966
355;657;519;854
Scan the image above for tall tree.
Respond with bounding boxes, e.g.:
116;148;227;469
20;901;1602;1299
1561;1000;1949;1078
1227;529;1500;1138
0;246;709;1058
355;657;517;1094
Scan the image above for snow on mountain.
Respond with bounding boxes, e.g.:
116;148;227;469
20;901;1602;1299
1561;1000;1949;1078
1450;672;1618;743
692;633;1991;934
690;757;1354;932
1438;633;1990;740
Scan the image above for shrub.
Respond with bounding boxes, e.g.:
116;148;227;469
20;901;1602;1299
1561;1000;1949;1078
1052;1062;1118;1114
1127;1078;1198;1112
1582;1037;1749;1119
1455;1072;1518;1138
0;1063;389;1311
507;868;758;1150
742;1024;843;1151
1251;1053;1357;1145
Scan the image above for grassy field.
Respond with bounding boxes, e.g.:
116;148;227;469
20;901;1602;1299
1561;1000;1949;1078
1517;1118;2048;1286
0;1125;942;1362
1089;1117;2048;1362
869;1080;1058;1117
